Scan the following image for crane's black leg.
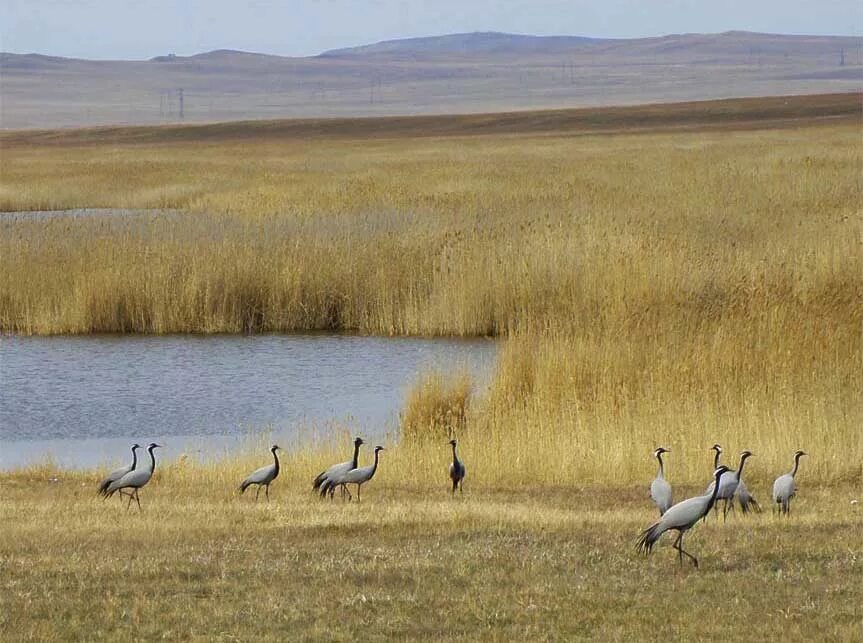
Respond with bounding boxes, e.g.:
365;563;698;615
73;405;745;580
677;533;699;568
357;484;362;503
126;492;134;511
672;532;683;566
265;484;270;502
134;489;142;512
255;485;261;502
343;485;352;502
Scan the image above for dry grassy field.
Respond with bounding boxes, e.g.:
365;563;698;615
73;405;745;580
1;94;861;639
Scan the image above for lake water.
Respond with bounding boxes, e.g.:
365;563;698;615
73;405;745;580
0;334;497;470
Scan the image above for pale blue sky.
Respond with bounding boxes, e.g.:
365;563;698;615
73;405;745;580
2;0;860;59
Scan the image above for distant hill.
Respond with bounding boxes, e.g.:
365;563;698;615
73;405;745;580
2;31;861;129
319;31;607;58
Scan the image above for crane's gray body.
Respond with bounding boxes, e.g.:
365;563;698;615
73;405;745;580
772;451;805;514
240;445;281;500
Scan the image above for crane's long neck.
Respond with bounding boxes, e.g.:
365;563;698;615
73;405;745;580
656;452;665;479
713;450;721;469
452;444;459;467
737;455;750;478
130;447;139;470
272;449;280;476
370;450;380;477
705;472;723;512
351;443;361;469
147;447;157;474
791;454;802;477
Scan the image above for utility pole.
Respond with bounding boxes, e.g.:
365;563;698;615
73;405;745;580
178;88;184;120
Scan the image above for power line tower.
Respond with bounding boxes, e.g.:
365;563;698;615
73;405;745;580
178;88;184;120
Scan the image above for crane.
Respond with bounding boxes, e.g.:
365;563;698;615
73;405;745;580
98;443;140;498
239;445;282;501
637;465;731;568
650;447;672;515
773;450;806;515
104;443;162;511
449;439;466;494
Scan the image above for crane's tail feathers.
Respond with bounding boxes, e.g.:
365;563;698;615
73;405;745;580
739;496;762;514
635;522;663;555
312;471;327;490
319;479;332;498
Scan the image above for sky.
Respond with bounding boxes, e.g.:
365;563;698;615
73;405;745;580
2;0;860;60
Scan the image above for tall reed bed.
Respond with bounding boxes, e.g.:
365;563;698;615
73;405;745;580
1;115;859;484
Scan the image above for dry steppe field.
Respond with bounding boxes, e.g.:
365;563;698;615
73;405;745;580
1;93;861;640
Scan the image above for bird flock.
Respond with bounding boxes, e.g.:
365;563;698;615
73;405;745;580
99;437;466;508
96;438;805;568
641;445;807;567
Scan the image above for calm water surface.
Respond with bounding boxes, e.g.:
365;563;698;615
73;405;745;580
0;335;497;469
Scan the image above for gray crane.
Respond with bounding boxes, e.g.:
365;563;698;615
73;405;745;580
772;450;806;515
449;439;466;494
104;443;162;511
314;437;364;500
637;465;731;568
706;446;759;518
650;447;672;515
324;446;384;502
239;445;282;501
714;450;753;520
98;443;140;498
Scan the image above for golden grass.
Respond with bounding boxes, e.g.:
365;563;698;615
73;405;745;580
1;95;861;487
1;459;861;641
400;370;472;442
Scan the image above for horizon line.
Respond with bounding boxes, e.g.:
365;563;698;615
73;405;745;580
2;28;859;63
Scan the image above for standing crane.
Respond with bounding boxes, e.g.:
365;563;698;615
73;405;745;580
98;443;140;498
239;445;282;501
650;447;672;515
707;445;759;517
715;450;754;520
448;439;466;494
773;450;806;515
324;446;384;502
314;437;364;500
637;465;731;568
104;443;162;511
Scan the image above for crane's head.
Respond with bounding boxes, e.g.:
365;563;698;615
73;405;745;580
354;437;365;447
449;439;457;447
147;443;162;450
374;446;385;454
712;464;731;480
653;447;669;457
131;443;141;450
739;450;753;460
710;443;723;453
794;450;807;459
270;444;281;452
